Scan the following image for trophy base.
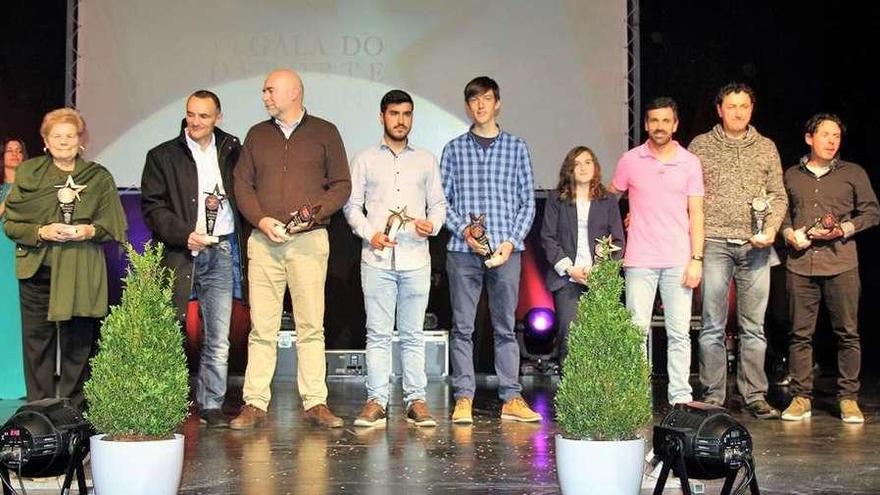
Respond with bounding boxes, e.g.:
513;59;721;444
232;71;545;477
752;232;769;244
372;247;389;258
284;224;311;236
794;229;808;244
484;255;504;269
204;235;219;245
272;224;292;241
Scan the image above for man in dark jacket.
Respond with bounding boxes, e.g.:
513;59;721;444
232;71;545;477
141;90;245;428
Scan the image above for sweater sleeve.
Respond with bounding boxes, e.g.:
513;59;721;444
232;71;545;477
315;125;351;222
764;142;789;233
232;131;267;227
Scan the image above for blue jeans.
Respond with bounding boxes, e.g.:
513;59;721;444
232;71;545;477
625;266;693;404
699;242;770;404
193;238;233;410
447;251;522;402
361;263;431;407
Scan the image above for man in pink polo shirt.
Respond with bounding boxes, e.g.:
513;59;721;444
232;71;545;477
610;96;704;406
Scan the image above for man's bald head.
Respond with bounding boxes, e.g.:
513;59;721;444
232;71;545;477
262;68;304;123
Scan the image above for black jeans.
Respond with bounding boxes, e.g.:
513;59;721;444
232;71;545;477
786;268;861;400
19;267;98;409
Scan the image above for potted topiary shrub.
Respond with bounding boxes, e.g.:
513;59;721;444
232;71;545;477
554;235;653;495
84;242;190;495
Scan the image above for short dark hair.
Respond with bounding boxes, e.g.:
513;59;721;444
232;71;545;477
464;76;500;102
715;82;756;107
804;113;846;136
189;90;222;113
644;96;678;120
380;89;414;113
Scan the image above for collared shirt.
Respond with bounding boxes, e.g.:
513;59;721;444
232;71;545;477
185;131;233;236
611;140;704;268
274;108;305;139
440;128;536;252
783;155;879;276
344;139;446;271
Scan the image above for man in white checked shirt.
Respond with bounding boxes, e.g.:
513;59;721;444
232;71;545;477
344;90;447;427
441;76;541;424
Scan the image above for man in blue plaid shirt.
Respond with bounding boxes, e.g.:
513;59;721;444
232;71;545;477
441;76;540;424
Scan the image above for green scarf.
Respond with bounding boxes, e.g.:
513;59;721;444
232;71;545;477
4;156;128;321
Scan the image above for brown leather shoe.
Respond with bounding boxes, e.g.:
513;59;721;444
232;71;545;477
304;404;344;428
406;400;437;427
229;404;267;430
353;400;387;427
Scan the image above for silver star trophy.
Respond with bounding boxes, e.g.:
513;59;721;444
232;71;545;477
373;206;413;258
55;175;87;225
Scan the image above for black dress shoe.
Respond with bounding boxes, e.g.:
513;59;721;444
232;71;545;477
200;409;230;428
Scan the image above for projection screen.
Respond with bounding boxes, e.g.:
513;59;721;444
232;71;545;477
77;0;628;190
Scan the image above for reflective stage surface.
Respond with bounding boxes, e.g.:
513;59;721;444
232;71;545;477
1;374;878;494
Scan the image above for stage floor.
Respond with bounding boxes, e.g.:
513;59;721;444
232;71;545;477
1;373;878;494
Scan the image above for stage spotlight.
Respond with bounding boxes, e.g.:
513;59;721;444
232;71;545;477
524;307;555;338
651;403;760;495
518;307;559;375
0;398;91;495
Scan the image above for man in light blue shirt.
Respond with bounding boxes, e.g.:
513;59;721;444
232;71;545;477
344;90;446;427
441;76;540;424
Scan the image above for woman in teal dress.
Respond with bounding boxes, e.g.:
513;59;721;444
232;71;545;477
0;137;27;399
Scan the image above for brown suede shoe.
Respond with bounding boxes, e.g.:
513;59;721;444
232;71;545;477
406;400;437;427
353;400;387;427
304;404;344;428
229;404;267;430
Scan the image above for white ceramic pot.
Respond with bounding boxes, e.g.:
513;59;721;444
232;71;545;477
90;433;184;495
556;434;644;495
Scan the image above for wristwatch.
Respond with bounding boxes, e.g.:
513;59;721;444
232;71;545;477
691;255;704;262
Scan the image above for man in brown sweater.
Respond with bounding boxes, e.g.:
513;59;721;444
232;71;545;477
230;68;351;429
688;83;787;419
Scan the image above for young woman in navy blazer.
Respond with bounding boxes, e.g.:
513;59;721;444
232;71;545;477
540;146;625;363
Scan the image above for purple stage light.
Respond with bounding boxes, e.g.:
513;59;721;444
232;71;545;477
525;307;555;336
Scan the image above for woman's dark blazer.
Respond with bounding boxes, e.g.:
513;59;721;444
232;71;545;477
540;189;625;293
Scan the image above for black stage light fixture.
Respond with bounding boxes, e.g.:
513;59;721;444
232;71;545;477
0;398;91;495
652;402;760;495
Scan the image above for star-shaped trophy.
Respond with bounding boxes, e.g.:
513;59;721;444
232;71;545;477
203;184;227;244
373;206;413;258
593;234;622;262
54;175;87;224
276;202;323;240
467;213;504;268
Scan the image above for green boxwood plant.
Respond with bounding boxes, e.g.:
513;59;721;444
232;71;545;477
84;242;189;440
555;236;652;440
